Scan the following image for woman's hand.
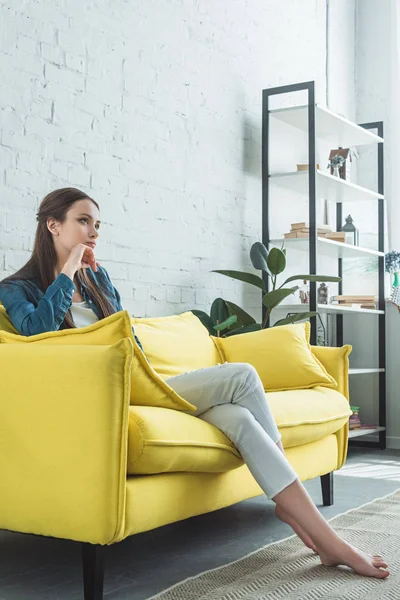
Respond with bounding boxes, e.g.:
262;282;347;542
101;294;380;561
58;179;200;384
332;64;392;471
63;243;100;276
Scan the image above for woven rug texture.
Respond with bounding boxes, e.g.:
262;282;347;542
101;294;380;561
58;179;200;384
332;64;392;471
147;489;400;600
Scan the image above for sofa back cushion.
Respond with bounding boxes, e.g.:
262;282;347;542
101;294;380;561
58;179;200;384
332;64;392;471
211;322;337;392
131;311;221;379
0;310;196;412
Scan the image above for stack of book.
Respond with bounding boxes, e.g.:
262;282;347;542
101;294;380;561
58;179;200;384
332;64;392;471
331;295;377;309
324;231;346;242
349;406;361;430
284;222;333;239
284;222;346;242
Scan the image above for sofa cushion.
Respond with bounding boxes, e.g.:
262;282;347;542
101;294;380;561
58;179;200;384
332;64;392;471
127;387;351;474
0;304;18;334
0;310;196;413
268;387;352;448
131;311;221;379
211;322;337;392
311;344;352;401
128;405;244;475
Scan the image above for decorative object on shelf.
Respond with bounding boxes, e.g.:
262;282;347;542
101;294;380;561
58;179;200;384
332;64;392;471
328;148;352;180
349;406;361;430
327;153;345;177
340;214;359;246
317;282;329;305
385;251;400;308
191;242;341;337
296;163;320;171
299;279;310;304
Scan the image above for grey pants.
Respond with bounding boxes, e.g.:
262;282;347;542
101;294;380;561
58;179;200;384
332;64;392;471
167;362;298;499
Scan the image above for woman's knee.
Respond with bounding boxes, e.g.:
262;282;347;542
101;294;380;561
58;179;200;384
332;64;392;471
231;363;261;392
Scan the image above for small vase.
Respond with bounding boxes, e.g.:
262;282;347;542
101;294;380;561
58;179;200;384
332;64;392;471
333;165;340;177
390;272;400;305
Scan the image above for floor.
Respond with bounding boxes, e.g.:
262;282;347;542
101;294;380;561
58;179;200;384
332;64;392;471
1;447;400;600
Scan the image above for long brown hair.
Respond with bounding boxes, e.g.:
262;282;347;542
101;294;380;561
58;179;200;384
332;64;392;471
1;187;116;329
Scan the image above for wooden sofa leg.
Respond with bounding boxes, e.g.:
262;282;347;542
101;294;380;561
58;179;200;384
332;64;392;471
82;543;105;600
320;472;334;506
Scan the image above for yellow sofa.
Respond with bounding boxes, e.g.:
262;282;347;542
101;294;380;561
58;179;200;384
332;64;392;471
0;306;352;600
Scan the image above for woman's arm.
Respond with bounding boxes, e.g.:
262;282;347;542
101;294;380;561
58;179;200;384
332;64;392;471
0;273;76;336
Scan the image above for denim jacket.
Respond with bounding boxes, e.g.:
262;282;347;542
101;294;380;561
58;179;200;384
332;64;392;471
0;264;146;357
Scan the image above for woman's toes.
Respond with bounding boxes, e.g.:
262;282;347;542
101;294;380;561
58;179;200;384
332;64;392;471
376;568;390;578
372;558;389;569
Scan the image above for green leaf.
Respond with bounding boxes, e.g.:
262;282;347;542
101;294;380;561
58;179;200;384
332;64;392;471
267;247;286;275
280;274;341;287
224;300;256;326
250;242;272;275
273;312;318;326
210;297;230;328
211;270;266;292
262;286;298;309
222;323;262;337
213;315;238;331
190;310;215;335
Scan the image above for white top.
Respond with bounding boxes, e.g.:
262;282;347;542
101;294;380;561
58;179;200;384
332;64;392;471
70;300;99;328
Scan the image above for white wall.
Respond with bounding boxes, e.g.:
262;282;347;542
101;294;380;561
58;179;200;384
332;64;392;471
0;0;358;324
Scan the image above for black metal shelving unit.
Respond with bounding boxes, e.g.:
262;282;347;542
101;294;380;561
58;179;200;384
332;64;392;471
261;80;386;450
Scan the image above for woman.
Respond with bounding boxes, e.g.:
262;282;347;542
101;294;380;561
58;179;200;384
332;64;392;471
0;187;389;579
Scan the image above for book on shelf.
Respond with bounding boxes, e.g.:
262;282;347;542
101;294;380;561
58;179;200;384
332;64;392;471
284;231;312;239
283;223;351;242
284;224;334;239
333;303;363;308
291;222;332;233
333;295;376;302
325;232;346;242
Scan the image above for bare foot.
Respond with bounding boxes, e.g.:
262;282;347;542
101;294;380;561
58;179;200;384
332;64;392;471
318;541;390;578
275;505;318;553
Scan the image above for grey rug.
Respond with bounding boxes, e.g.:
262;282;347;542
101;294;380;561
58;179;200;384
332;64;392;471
147;489;400;599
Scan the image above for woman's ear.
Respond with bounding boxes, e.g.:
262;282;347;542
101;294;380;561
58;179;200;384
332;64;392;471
47;217;59;236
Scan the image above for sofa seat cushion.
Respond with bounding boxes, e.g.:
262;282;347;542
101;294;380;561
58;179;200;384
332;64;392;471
270;387;352;448
127;387;351;475
128;405;244;475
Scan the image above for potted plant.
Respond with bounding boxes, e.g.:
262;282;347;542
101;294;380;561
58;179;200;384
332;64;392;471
192;242;341;337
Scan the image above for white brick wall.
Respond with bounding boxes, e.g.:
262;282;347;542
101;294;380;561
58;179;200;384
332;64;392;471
0;0;356;321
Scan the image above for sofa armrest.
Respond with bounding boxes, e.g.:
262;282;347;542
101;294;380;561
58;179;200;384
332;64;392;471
311;345;352;470
311;345;352;401
0;339;132;545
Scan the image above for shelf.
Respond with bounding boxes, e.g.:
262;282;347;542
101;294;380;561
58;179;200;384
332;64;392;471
270;170;384;203
270;237;384;260
348;426;385;439
270;104;384;146
276;303;385;315
349;368;385;375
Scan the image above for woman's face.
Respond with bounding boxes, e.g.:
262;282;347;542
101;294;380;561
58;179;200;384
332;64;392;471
48;198;101;253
